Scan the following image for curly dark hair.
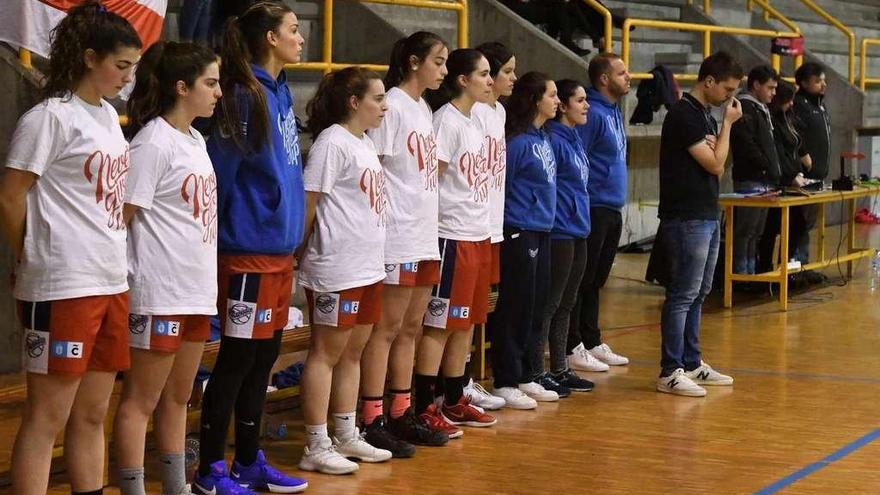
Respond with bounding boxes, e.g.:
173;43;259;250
40;0;142;101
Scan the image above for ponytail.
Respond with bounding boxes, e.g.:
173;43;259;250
213;1;294;151
306;67;382;138
384;31;447;89
127;41;218;137
41;0;142;101
424;48;485;111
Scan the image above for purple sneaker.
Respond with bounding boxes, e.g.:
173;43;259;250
192;460;257;495
231;450;309;493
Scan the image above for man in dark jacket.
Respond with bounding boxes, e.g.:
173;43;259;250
730;65;780;275
791;62;830;284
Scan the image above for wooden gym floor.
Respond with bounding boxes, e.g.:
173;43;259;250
16;225;880;494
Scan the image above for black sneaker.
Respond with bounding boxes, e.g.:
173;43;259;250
363;415;416;458
387;408;448;447
535;372;571;398
551;369;594;392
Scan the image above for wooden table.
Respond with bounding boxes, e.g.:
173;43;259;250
719;185;880;310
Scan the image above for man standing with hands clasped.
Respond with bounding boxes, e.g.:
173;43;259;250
656;52;742;397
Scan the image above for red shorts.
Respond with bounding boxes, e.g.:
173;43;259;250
423;238;491;331
128;314;210;353
383;260;441;286
306;282;384;328
218;254;294;340
18;293;129;376
490;242;501;285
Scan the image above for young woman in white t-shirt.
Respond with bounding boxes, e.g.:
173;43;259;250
110;41;221;495
467;41;517;410
0;3;141;494
298;67;393;475
359;31;450;457
412;49;499;438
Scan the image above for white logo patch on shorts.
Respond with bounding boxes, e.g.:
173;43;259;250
23;329;49;374
312;292;342;327
423;297;450;329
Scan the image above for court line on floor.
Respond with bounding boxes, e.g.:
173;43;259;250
753;427;880;494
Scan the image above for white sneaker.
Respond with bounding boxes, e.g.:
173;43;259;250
568;343;610;372
333;428;392;463
656;368;707;397
685;361;733;386
588;343;629;366
463;378;506;410
491;387;537;410
299;438;359;474
518;381;559;402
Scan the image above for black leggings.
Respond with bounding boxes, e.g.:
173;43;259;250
198;330;282;474
490;229;551;388
534;238;589;373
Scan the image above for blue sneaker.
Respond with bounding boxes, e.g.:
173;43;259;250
192;460;257;495
231;450;309;493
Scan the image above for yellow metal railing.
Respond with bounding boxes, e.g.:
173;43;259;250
621;18;800;81
795;0;855;83
582;0;801;81
859;38;880;90
746;0;804;68
581;0;613;53
289;0;467;74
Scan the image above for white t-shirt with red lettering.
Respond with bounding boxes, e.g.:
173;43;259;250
6;95;129;302
126;118;218;315
433;103;490;242
300;124;387;293
472;101;507;243
367;87;439;263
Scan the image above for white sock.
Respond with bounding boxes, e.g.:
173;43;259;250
305;423;329;450
332;411;357;441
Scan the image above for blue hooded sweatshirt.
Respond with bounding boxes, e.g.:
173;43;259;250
504;125;556;232
548;120;591;239
208;64;305;255
576;87;627;210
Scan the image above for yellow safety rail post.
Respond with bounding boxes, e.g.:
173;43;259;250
289;0;467;74
19;48;32;69
860;38;880;90
621;18;800;81
686;0;712;14
796;0;855;84
580;0;612;53
746;0;804;70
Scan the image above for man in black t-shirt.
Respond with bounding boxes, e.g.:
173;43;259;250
656;52;743;397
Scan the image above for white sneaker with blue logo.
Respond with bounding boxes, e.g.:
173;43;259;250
656;368;707;397
685;361;733;386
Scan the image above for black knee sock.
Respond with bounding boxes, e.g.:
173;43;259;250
198;336;259;476
444;375;467;406
413;373;437;414
73;490;103;495
234;330;282;466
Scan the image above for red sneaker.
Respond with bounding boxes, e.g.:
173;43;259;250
441;397;497;427
419;404;463;439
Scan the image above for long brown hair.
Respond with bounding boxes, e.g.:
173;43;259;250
41;0;142;101
505;71;551;139
306;67;382;138
127;41;218;137
215;1;294;151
